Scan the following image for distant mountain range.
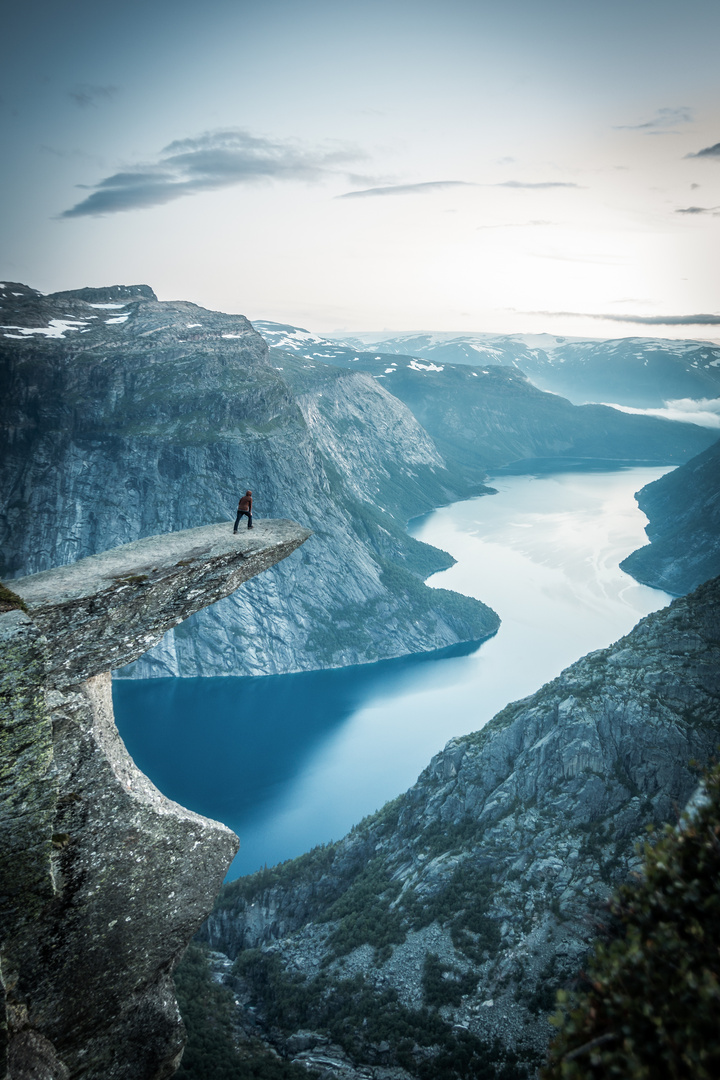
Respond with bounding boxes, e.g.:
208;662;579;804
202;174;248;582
256;321;720;411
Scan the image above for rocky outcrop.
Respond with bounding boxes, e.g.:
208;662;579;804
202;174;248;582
621;437;720;595
202;575;720;1078
0;521;308;1080
0;283;497;677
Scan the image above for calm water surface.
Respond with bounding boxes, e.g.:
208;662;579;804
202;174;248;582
114;465;672;878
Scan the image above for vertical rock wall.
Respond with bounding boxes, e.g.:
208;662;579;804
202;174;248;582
0;521;309;1079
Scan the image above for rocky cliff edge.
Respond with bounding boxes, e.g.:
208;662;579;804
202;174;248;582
0;520;309;1080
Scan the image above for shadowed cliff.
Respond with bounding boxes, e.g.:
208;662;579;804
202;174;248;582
0;520;308;1080
621;437;720;595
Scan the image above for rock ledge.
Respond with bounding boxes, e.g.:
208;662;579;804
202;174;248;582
1;520;309;1079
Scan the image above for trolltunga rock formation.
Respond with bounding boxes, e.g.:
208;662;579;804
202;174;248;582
0;519;309;1080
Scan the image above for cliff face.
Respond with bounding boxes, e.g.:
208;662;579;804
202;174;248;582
0;283;497;678
202;576;720;1078
620;437;720;595
0;521;308;1080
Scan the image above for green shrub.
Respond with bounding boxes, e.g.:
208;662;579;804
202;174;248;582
234;950;529;1079
321;856;406;960
422;952;478;1008
0;582;27;613
543;763;720;1079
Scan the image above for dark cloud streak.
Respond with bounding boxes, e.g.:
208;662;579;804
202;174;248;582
337;181;475;199
61;129;364;217
338;179;579;199
615;106;693;133
675;205;719;215
530;310;720;326
686;142;720;159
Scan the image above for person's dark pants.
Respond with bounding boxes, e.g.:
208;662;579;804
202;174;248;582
234;511;252;531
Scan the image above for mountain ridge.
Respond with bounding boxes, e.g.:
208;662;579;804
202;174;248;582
257;319;720;411
0;283;498;677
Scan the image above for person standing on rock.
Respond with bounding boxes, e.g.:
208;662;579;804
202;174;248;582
234;490;253;531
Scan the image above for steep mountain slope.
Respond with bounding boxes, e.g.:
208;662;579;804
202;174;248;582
620;437;720;595
257;322;716;476
0;283;497;677
333;358;713;476
202;575;720;1079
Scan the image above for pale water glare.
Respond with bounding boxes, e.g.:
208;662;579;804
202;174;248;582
114;466;673;877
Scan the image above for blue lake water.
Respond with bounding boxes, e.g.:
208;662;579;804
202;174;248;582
114;465;673;879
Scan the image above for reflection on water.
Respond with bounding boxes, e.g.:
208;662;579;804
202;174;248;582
114;465;673;878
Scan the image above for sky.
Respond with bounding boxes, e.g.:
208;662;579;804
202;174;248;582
1;0;719;338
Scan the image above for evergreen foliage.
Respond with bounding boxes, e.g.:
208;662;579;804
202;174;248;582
173;944;310;1080
320;856;405;962
543;763;720;1079
234;949;530;1079
422;951;479;1007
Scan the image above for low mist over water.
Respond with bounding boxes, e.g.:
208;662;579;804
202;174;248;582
114;464;672;878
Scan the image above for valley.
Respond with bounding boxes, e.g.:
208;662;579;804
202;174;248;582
115;465;673;879
2;282;719;1080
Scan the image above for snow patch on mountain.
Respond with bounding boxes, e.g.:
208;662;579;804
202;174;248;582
1;318;90;339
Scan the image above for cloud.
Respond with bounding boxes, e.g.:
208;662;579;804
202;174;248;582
675;205;719;215
604;398;720;430
615;106;693;133
338;178;579;199
62;128;364;217
337;180;476;199
69;84;118;107
530;310;720;326
686;142;720;159
476;220;550;230
495;180;580;189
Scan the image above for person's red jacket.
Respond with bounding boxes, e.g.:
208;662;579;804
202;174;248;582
238;492;252;513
